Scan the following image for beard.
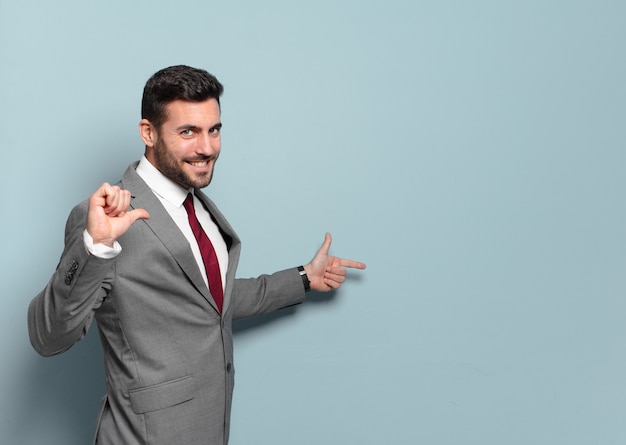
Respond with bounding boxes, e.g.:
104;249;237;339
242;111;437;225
152;137;217;189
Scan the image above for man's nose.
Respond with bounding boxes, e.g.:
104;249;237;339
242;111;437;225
196;133;220;154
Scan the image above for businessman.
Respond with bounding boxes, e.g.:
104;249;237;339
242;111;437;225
28;65;365;445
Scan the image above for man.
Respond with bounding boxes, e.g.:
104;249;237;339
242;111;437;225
28;65;365;445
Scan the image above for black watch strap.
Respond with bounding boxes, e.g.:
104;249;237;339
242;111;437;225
297;266;311;292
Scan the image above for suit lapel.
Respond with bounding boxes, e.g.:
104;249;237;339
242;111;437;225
119;163;218;312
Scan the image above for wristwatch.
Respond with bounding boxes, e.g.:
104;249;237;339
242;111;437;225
297;266;311;292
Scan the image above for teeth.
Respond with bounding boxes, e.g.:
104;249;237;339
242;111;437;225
189;161;208;167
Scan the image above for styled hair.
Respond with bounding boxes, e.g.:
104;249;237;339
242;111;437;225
141;65;224;129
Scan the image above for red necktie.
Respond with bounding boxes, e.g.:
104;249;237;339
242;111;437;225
183;193;224;313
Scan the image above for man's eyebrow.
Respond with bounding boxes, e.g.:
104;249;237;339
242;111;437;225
174;123;222;132
176;124;201;132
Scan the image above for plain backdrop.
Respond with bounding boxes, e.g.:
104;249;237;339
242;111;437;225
1;1;625;444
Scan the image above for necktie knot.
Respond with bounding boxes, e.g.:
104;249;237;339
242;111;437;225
183;192;195;216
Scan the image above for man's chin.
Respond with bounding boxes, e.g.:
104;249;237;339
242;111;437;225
188;173;213;189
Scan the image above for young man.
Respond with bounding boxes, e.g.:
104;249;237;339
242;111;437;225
28;65;365;445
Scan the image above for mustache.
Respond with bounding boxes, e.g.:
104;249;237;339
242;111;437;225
185;154;219;162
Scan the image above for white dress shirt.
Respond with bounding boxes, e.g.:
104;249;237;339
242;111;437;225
84;156;229;289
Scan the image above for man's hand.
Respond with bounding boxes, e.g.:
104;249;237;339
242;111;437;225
303;233;366;292
86;183;150;247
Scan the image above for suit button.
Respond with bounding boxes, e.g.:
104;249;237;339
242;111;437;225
64;261;79;285
226;363;232;372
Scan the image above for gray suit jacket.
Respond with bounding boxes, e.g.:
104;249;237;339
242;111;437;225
28;162;305;445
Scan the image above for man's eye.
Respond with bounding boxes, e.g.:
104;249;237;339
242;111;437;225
181;129;193;136
209;125;222;135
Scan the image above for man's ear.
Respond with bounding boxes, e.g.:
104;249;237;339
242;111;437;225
139;119;157;147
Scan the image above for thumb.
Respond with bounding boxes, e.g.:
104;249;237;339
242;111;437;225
319;232;332;255
127;208;150;224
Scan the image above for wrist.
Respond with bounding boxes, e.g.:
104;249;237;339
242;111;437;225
298;265;311;292
83;229;122;259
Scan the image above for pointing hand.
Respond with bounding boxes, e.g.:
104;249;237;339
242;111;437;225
303;233;366;292
86;183;150;247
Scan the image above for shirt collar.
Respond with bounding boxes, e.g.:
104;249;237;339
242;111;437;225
136;156;191;208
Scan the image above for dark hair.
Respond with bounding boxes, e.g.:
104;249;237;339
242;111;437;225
141;65;224;129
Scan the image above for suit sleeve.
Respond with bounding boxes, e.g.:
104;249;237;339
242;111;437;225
231;268;306;320
28;202;114;357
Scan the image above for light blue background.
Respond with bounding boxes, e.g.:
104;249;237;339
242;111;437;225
1;1;625;444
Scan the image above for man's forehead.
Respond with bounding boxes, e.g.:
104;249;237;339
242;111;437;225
163;98;221;124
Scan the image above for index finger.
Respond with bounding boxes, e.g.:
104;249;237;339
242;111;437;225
89;182;113;209
338;258;366;270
